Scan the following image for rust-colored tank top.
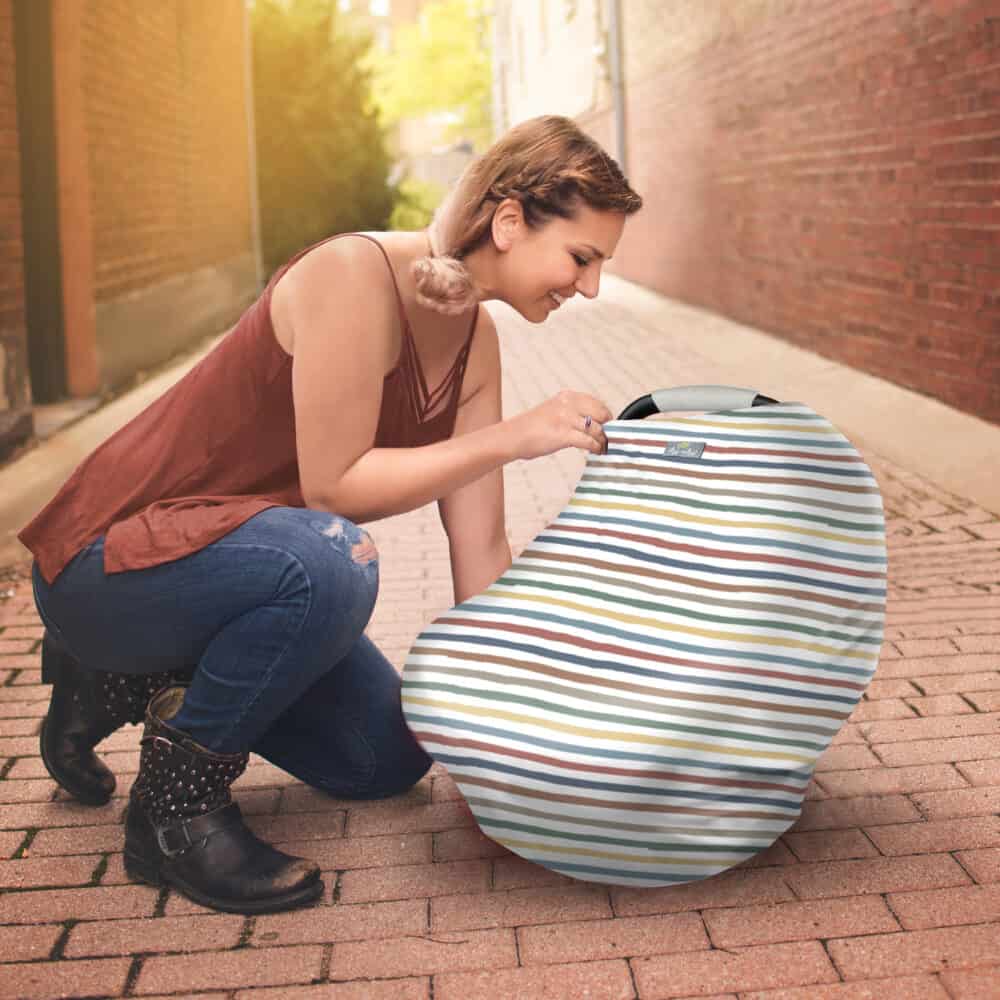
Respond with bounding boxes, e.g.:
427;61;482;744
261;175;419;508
20;233;479;584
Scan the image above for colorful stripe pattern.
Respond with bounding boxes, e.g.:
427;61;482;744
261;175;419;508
402;404;886;886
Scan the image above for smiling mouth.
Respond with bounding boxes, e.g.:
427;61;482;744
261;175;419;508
548;291;566;307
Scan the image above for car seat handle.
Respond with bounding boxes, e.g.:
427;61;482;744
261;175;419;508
617;385;779;420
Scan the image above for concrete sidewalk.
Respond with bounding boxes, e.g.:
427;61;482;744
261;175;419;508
1;277;998;998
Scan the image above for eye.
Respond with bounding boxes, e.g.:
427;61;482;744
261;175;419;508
571;253;590;267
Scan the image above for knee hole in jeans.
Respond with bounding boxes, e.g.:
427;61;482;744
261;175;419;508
349;530;377;565
311;517;378;566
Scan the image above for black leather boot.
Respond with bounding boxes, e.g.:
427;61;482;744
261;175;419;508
124;686;323;914
40;632;192;806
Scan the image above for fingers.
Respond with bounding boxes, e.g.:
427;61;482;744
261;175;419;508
569;396;607;456
587;395;614;424
576;428;605;454
580;416;608;454
582;395;612;453
555;391;612;455
559;390;612;425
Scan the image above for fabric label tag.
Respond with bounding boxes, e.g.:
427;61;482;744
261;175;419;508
663;441;706;459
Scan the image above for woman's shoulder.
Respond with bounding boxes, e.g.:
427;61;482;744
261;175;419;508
271;233;399;307
277;232;396;287
269;233;401;357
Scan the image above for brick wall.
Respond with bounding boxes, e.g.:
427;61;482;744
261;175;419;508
0;0;30;452
590;0;1000;423
81;0;253;303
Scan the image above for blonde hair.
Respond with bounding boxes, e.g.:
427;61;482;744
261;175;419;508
412;115;643;315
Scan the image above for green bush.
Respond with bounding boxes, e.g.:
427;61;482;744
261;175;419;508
251;0;395;275
389;177;447;232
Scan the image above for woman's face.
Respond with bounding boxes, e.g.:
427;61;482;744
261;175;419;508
493;202;627;323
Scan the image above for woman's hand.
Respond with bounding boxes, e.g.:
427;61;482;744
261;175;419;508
508;390;613;461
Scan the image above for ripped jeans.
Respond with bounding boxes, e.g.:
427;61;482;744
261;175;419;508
30;506;433;799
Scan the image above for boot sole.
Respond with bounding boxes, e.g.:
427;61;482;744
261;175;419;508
39;716;115;807
123;850;324;914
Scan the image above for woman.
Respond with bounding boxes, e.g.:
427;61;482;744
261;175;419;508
20;115;643;914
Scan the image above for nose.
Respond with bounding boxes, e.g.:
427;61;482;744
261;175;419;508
575;265;601;299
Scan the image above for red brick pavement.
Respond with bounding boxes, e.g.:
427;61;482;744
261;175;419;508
1;301;999;997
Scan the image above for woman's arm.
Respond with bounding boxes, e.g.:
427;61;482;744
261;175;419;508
287;240;523;524
450;536;513;606
320;423;517;524
436;309;513;603
285;237;602;524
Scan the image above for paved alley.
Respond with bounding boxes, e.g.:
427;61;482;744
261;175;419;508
1;280;999;999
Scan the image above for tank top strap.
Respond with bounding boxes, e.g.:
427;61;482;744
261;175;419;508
413;303;479;421
336;233;411;338
465;302;479;345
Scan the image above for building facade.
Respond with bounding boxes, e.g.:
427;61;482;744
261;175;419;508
1;0;260;460
493;0;1000;424
0;0;29;455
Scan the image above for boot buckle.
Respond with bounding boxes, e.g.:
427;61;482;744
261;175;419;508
156;821;194;857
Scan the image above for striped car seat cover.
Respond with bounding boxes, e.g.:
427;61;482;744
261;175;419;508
401;403;886;887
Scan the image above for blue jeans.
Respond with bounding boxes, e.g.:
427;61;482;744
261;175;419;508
30;506;432;799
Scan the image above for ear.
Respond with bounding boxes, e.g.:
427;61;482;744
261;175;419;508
490;198;524;252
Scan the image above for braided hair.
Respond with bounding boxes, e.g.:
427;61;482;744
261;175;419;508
412;115;643;315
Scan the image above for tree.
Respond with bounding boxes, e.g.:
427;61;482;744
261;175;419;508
251;0;395;274
366;0;492;151
389;176;447;231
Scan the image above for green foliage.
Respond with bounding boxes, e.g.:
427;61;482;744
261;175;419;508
388;176;447;232
251;0;395;274
367;0;493;151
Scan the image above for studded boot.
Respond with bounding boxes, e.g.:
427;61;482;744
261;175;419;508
40;632;193;806
123;686;323;914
